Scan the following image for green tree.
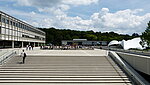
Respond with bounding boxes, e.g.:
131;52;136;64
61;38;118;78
72;36;79;39
132;33;139;37
39;27;135;45
141;21;150;47
85;34;97;40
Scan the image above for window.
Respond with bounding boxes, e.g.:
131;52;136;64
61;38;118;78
6;19;9;24
0;14;1;22
16;23;18;27
10;21;12;25
6;29;9;34
18;23;20;28
0;26;1;34
22;34;29;38
19;23;21;28
22;24;23;28
25;26;27;29
2;17;5;23
21;24;23;28
13;22;15;26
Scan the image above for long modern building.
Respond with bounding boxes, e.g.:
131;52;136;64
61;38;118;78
62;39;108;46
0;11;45;48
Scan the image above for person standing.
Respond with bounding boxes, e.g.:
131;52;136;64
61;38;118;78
29;45;31;50
20;50;27;64
26;45;28;50
31;44;34;50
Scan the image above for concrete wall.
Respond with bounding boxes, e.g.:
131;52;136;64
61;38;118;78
109;51;150;85
117;52;150;75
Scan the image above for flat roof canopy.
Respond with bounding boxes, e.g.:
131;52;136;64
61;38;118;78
73;39;87;41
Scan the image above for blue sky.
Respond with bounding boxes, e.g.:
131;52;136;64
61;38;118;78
0;0;150;34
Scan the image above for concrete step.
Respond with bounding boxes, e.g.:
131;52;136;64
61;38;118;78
0;68;122;71
0;64;121;67
0;66;122;71
0;66;120;69
2;64;115;67
0;83;132;85
0;75;128;78
0;77;130;80
0;73;126;76
0;78;131;83
0;80;131;83
1;66;115;69
0;71;124;73
0;51;132;84
6;62;113;65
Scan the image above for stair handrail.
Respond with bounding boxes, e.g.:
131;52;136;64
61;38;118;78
0;50;17;65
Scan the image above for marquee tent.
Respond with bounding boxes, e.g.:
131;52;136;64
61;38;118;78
108;37;145;50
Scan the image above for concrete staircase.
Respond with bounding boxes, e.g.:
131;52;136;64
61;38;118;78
0;50;132;85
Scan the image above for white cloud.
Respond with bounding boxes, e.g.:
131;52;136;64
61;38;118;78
14;0;99;7
53;15;92;31
91;8;150;34
5;0;150;34
62;0;99;6
100;8;109;15
13;0;31;6
14;0;62;7
14;0;99;8
59;4;70;11
9;7;150;34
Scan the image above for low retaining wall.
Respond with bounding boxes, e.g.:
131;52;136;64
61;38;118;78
117;52;150;75
109;51;149;85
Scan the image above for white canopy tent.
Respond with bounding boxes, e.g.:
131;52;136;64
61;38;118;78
108;37;145;50
108;40;120;46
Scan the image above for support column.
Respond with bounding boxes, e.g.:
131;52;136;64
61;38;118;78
22;42;24;48
38;43;39;47
34;42;35;47
12;41;14;48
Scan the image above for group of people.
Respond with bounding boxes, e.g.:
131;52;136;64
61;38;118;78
26;45;34;50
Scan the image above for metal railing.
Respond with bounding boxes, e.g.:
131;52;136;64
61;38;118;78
98;46;150;56
0;49;16;65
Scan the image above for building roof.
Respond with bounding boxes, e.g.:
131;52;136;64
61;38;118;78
73;39;87;41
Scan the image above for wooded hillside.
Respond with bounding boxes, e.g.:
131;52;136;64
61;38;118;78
39;27;139;45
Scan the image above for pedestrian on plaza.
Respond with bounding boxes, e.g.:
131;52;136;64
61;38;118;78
26;45;28;50
20;50;27;64
31;44;34;50
29;45;31;50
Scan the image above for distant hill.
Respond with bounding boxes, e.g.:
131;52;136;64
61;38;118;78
39;27;140;45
